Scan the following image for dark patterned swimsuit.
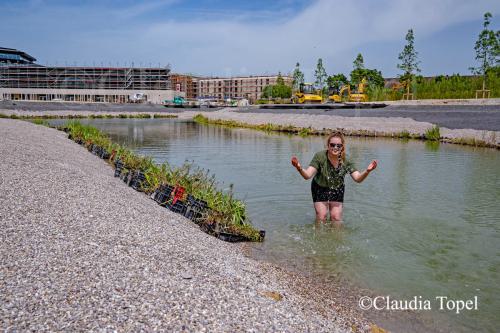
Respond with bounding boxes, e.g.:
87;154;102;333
311;177;346;202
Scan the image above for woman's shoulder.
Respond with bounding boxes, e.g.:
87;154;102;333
313;150;327;160
343;156;357;170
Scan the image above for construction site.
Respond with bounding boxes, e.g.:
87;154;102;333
0;47;175;104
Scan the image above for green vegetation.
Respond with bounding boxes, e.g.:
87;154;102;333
350;53;385;88
398;29;421;79
314;58;328;91
446;137;492;147
424;126;440;141
194;114;319;135
398;28;421;99
63;120;262;241
304;13;499;101
325;54;384;99
292;62;305;91
261;73;292;99
397;130;412;139
153;114;178;118
470;12;500;96
327;73;349;91
31;119;50;126
368;72;500;100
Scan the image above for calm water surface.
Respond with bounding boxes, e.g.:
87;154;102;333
56;118;500;332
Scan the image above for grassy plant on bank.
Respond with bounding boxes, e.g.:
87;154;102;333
30;119;50;126
399;130;411;139
63;120;262;241
446;137;492;148
424;126;441;141
193;114;320;136
153;114;178;118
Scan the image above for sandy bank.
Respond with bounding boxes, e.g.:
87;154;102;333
0;119;369;332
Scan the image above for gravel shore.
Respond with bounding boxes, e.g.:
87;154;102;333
0;119;363;332
176;110;500;147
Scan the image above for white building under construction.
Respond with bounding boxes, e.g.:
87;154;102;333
0;47;178;104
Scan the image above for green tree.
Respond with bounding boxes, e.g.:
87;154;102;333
272;84;292;99
276;72;285;86
261;72;292;99
353;53;364;70
327;73;349;91
363;69;385;88
349;53;385;88
261;85;273;99
397;29;421;98
470;12;500;95
314;58;328;89
292;62;304;91
351;53;366;85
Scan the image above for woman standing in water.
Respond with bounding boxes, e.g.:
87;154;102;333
291;131;377;225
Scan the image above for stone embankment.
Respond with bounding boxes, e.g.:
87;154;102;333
0;119;363;332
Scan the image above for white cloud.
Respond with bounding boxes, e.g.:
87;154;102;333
134;0;499;77
2;0;499;77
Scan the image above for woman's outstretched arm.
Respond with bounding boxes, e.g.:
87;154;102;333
350;160;377;183
292;156;317;180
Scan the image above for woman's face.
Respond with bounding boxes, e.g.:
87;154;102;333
328;136;343;156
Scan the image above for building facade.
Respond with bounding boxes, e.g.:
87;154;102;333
170;74;199;99
0;47;178;104
196;75;293;102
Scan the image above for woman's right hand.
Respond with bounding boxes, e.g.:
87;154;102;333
291;156;301;169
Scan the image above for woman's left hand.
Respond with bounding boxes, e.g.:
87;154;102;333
367;160;378;172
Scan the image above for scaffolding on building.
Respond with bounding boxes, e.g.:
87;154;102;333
0;65;171;90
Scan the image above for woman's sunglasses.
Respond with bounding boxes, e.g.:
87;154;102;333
329;143;343;149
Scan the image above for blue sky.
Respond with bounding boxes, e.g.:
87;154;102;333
1;0;499;80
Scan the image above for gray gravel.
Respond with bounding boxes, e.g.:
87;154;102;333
234;105;500;131
0;100;220;113
176;110;500;147
0;119;358;332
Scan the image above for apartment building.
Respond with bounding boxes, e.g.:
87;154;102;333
170;74;199;99
197;75;293;102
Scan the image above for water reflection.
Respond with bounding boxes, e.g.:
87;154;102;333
425;140;440;151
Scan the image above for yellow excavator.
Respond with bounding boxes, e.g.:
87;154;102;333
329;78;368;103
293;83;323;104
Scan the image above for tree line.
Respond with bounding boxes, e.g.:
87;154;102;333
287;12;499;101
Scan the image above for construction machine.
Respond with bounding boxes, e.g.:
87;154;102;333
329;78;368;103
293;83;323;104
164;95;187;107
